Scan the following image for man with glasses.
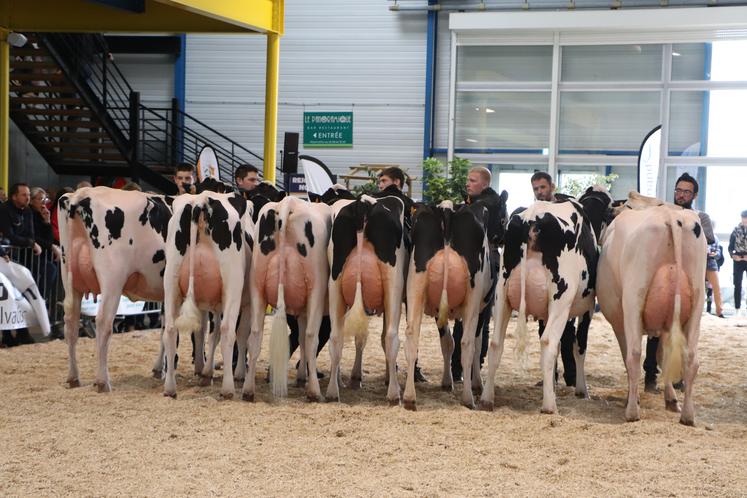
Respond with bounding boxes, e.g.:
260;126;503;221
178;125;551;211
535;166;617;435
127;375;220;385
644;172;715;393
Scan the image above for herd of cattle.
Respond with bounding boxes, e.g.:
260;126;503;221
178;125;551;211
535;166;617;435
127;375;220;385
56;180;706;425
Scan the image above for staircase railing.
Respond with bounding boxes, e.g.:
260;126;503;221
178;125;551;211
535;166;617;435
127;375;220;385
37;32;262;189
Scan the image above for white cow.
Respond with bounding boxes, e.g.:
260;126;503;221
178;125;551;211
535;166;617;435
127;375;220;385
482;199;598;414
597;193;706;425
58;187;173;392
161;191;253;399
243;196;332;402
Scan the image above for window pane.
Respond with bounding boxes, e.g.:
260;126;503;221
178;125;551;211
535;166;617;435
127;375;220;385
559;91;660;153
671;43;709;81
491;165;546;214
456;92;550;151
457;46;553;82
669;89;747;157
561;44;663;82
711;40;747;81
557;165;636;199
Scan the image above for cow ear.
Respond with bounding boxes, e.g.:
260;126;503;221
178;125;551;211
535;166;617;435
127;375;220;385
500;190;509;202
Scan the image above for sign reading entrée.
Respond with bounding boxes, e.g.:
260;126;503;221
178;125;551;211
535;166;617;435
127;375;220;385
303;111;353;147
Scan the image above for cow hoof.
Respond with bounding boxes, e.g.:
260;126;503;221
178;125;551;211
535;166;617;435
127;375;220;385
325;395;339;403
94;382;111;393
349;378;362;390
403;400;416;411
242;392;254;402
306;394;323;403
163;392;177;399
220;392;234;401
679;417;695;427
67;379;81;388
575;391;590;399
388;398;400;407
441;383;453;392
665;399;681;413
478;400;494;412
625;413;640;422
461;401;476;410
540;408;556;415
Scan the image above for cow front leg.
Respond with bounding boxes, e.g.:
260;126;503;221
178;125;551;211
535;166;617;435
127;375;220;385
679;348;699;426
325;278;345;402
241;300;265;402
93;293;121;393
234;307;251;382
350;333;367;390
152;327;165;379
622;294;645;422
63;290;83;388
198;313;215;385
480;289;511;411
162;320;179;398
574;310;591;399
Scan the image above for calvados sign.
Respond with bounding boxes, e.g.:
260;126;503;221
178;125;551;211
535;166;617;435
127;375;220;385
303;111;353;148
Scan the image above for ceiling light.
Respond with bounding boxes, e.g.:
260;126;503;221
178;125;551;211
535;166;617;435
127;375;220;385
465;138;478;143
672;51;681;57
485;108;495;113
7;32;28;48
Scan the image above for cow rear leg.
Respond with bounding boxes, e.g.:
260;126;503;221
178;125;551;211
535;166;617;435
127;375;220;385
152;327;165;379
438;324;455;392
325;281;345;402
622;293;645;422
64;290;83;388
302;302;324;402
460;310;480;410
403;273;426;410
680;349;698;426
93;294;120;393
218;310;238;400
539;307;572;414
481;292;511;411
200;313;217;386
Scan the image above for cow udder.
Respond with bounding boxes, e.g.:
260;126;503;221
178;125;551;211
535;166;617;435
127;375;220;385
341;242;384;314
643;264;693;332
179;244;223;308
263;247;309;315
506;254;550;321
424;249;468;317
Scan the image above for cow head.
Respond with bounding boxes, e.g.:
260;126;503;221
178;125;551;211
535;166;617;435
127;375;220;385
195;177;233;194
309;184;356;205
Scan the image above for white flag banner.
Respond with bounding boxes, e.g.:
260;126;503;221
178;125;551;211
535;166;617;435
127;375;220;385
637;125;661;198
0;272;36;330
197;145;220;182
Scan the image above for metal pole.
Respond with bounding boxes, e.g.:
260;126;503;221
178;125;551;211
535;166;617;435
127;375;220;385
263;33;280;184
0;31;9;191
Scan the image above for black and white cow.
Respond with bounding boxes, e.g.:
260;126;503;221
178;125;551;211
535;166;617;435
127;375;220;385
161;191;253;399
58;187;173;391
403;200;494;410
481;198;598;413
242;195;332;402
325;194;408;404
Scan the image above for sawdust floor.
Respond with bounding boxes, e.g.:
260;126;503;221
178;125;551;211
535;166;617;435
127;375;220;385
1;313;746;496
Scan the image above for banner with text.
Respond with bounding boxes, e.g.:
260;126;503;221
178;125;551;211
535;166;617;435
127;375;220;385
303;111;353;148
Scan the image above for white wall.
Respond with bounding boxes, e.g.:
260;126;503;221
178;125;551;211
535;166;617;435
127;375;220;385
185;0;428;196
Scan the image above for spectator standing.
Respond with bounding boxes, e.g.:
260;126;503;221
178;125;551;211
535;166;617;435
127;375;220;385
174;163;195;195
235;164;261;193
29;187;59;296
729;210;747;317
0;183;41;256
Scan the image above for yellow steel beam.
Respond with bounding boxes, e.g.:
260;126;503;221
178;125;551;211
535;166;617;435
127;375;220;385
263;32;279;184
0;0;283;34
0;30;8;191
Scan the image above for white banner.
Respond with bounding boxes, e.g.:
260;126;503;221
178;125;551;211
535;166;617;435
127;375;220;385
637;125;661;198
80;295;149;317
0;272;36;330
197;145;220;182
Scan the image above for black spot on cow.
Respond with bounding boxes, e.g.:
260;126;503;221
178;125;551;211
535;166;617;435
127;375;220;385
228;193;247;219
531;213;577;299
232;222;243;251
677;220;683;227
553;278;568;300
160;268;165;277
105;207;125;244
581;270;587;280
331;203;364;280
450;204;488;287
205;199;233;251
258;209;277;256
365;197;404;268
129;238;133;245
138;196;170;242
570;212;578;226
244;232;254;252
411;204;445;273
304;220;315;248
576;311;591;355
152;249;165;264
174;205;193;256
693;221;702;239
76;197;101;249
296;243;307;257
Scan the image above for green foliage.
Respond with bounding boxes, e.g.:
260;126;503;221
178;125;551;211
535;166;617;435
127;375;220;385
422;156;471;204
559;173;619;198
351;170;379;196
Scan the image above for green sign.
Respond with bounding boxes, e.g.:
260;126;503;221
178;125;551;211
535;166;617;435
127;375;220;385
303;111;353;147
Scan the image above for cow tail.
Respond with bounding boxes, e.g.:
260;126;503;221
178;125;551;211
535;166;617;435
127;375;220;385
174;204;202;339
343;230;369;340
437;245;450;328
514;240;530;371
662;210;687;385
269;199;291;398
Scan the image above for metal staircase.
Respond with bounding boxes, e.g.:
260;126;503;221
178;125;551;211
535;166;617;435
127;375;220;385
8;33;261;193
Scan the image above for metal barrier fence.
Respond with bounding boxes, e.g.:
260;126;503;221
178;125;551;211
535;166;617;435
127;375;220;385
2;245;162;337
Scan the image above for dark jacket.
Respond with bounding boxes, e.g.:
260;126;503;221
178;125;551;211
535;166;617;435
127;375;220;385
33;210;56;251
729;224;747;258
0;202;35;248
467;187;506;248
